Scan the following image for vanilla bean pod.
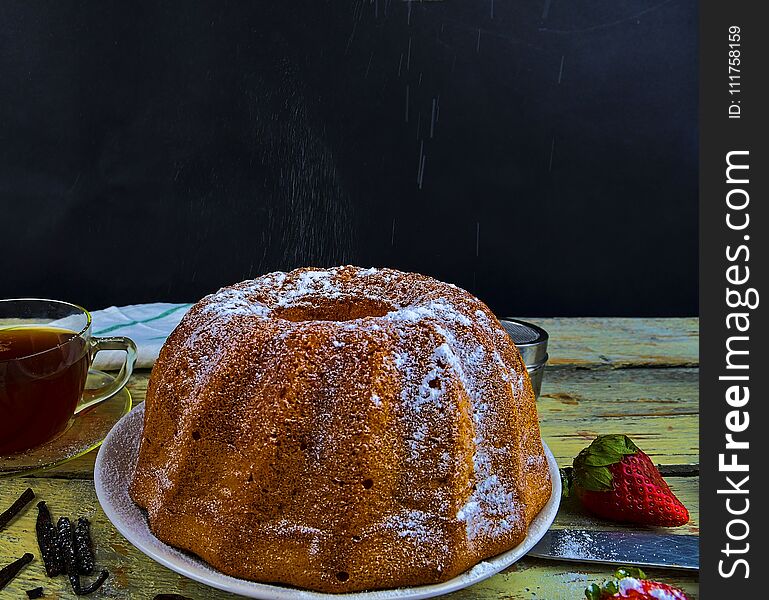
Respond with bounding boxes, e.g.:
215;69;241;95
0;488;35;530
36;502;62;577
0;553;34;590
58;515;108;595
75;569;109;595
74;517;94;575
58;516;81;593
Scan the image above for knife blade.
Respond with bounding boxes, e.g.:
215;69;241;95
527;529;699;571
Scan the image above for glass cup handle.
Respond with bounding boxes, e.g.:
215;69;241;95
75;336;138;415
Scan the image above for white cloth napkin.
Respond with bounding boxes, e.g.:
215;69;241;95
87;303;192;370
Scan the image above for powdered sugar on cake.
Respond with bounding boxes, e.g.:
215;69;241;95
131;265;549;591
179;267;529;544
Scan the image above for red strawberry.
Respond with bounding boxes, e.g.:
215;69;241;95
585;568;690;600
572;435;689;527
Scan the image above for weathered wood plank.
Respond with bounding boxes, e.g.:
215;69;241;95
543;415;698;468
539;367;699;466
516;317;699;368
0;477;698;599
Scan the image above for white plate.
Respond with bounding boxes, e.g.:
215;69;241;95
95;403;561;600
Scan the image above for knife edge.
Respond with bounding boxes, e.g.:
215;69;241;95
527;529;699;572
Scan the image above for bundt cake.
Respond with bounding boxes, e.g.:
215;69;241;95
130;266;551;593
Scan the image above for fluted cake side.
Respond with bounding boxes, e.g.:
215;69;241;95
130;266;551;593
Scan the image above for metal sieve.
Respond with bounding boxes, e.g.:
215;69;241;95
499;319;549;399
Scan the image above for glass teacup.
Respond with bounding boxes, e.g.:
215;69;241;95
0;299;136;455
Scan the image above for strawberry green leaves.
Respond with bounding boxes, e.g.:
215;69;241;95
573;435;639;492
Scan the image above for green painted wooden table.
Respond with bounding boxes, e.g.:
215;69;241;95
0;318;699;599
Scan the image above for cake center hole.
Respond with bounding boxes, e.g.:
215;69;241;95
275;297;394;323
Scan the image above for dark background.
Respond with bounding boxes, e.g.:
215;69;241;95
0;0;698;316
